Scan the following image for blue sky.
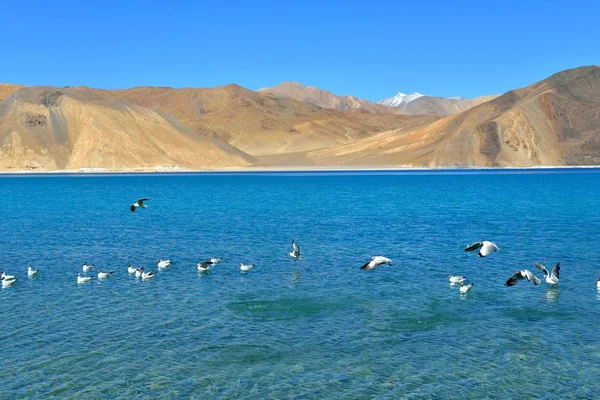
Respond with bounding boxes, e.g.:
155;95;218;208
1;0;598;100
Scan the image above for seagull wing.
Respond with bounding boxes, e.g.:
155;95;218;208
137;198;149;206
292;240;300;253
130;204;136;212
534;262;549;277
505;271;523;286
551;263;560;280
360;260;372;270
465;242;483;252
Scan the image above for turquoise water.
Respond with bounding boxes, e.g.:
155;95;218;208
1;171;599;398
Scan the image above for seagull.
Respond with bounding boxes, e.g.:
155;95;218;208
240;263;254;272
141;270;155;280
448;275;466;284
289;240;302;262
127;265;137;274
197;262;213;273
210;257;222;264
135;268;143;278
77;273;92;284
82;262;93;272
27;266;39;278
97;269;114;279
1;272;15;280
464;241;499;257
157;259;172;269
505;269;541;286
597;278;600;290
130;198;150;212
534;262;560;285
1;277;16;287
360;256;392;271
459;282;474;294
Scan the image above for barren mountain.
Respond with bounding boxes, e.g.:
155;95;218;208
302;66;600;167
0;87;253;171
401;95;499;116
0;84;24;101
258;82;396;113
90;84;412;155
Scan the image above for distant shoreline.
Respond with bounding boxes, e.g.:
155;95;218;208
1;165;600;177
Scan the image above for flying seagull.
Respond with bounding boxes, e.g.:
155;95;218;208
459;282;474;294
27;266;39;278
130;198;150;212
534;262;560;286
505;269;541;286
360;256;392;271
289;240;302;262
464;241;499;257
448;275;466;284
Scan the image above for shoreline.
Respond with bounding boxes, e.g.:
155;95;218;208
1;165;600;176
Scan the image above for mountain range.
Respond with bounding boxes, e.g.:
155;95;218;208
0;65;599;171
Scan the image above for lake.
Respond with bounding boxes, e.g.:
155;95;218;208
1;170;599;398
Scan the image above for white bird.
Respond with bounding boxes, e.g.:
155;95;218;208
240;263;254;272
130;198;149;212
1;272;15;280
597;278;600;290
1;277;16;287
210;257;222;264
77;273;92;284
505;269;541;286
197;262;213;273
289;240;302;262
127;265;137;274
534;262;560;286
157;259;172;269
448;275;466;284
135;268;143;278
97;269;114;279
460;282;474;294
360;256;392;271
82;262;93;272
464;241;499;257
142;270;155;280
27;266;39;278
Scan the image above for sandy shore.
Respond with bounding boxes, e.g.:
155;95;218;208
1;165;600;175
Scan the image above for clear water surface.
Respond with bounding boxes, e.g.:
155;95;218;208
1;170;599;398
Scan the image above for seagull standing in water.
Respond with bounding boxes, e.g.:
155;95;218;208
464;241;499;257
1;272;15;280
210;257;222;265
97;270;115;279
448;275;466;284
197;262;213;273
141;270;155;280
157;259;172;269
77;273;92;284
240;263;254;272
505;269;541;286
360;256;392;271
534;262;560;286
130;198;150;212
2;277;16;287
596;278;600;290
82;263;93;272
459;282;474;294
127;265;137;274
289;240;302;262
27;266;39;278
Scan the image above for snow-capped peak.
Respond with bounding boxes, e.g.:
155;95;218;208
378;92;424;107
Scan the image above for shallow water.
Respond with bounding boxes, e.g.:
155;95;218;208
1;171;599;398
